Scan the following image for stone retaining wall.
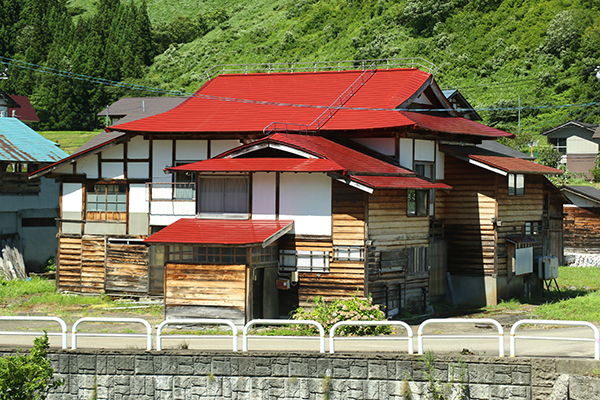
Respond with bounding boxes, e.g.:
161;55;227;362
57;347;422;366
2;348;599;400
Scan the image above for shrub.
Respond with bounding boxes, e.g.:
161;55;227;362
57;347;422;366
292;294;389;336
0;333;63;400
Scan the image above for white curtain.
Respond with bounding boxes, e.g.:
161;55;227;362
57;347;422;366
199;176;248;214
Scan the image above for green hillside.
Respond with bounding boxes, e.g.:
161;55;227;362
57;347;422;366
3;0;600;149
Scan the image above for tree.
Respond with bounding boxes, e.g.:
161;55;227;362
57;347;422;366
0;333;63;400
535;144;562;168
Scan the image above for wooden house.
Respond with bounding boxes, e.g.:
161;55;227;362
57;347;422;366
31;60;561;318
0;117;67;272
561;186;600;257
437;144;564;305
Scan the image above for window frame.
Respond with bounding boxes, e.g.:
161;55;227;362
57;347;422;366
197;174;249;218
86;183;127;221
407;189;428;217
508;173;524;196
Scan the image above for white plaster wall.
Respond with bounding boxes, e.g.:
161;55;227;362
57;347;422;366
414;139;435;162
152;140;173;182
102;144;124;159
399;138;413;169
279;173;331;236
129;184;149;213
211;140;242;157
567;135;598;154
76;154;98;178
351;138;395;156
176;140;208;161
128;136;149;159
101;162;124;179
128;162;149;179
62;183;83;213
252;172;276;219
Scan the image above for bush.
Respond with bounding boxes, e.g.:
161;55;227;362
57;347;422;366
292;294;389;336
0;333;63;400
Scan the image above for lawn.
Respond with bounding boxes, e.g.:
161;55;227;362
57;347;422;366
38;130;101;154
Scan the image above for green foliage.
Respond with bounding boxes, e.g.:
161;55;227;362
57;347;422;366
421;350;467;400
535;144;562;168
292;294;389;336
0;333;63;399
591;153;600;183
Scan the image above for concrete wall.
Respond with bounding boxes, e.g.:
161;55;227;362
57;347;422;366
4;348;595;400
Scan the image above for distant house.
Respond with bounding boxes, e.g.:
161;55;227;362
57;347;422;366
0;117;68;272
541;121;600;178
0;89;19;117
561;186;600;256
97;97;188;126
31;60;565;317
7;95;40;125
442;89;482;121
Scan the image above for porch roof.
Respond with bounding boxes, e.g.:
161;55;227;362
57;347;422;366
144;218;294;247
166;158;345;173
349;175;452;190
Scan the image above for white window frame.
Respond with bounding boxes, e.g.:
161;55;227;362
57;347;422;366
279;249;330;273
508;174;524;196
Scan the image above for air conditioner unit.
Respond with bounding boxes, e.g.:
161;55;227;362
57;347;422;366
538;256;559;280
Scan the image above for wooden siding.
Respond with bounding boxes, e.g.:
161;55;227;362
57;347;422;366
437;157;497;276
564;206;600;251
332;181;365;246
57;237;82;292
165;263;246;309
366;188;430;312
80;237;105;293
0;172;41;194
105;243;149;293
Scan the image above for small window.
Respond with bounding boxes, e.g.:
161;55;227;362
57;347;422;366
333;246;365;262
87;184;127;221
548;138;567;155
524;221;541;236
407;189;428;216
279;249;330;273
167;245;246;264
508;174;524;196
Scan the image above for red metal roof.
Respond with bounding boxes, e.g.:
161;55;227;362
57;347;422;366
167;158;344;173
107;69;512;139
8;95;39;123
350;175;452;190
144;219;294;245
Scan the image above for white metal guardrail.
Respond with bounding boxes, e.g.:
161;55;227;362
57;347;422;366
510;319;600;360
418;318;505;357
0;316;68;349
71;317;153;351
329;320;413;354
243;319;325;353
156;319;238;351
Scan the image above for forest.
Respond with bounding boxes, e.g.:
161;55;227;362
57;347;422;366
0;0;599;153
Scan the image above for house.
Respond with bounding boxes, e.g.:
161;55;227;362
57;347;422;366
560;186;600;262
7;95;40;125
30;60;564;318
0;117;68;272
541;121;600;178
437;143;564;304
97;97;188;126
0;89;19;117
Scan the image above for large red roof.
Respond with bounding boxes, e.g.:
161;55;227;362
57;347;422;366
144;219;294;246
166;158;344;173
107;68;512;139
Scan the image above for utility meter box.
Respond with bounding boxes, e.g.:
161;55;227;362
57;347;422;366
276;278;290;290
538;256;559;280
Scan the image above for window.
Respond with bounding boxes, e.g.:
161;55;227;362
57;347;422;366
407;189;428;216
508;174;524;196
279;249;330;273
548;138;567;155
21;218;55;227
174;161;197;201
86;184;127;221
333;246;365;261
198;175;248;216
167;245;247;264
524;221;541;236
250;244;278;266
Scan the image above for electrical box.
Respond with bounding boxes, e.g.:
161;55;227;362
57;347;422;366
538;256;559;280
276;278;290;290
291;270;299;283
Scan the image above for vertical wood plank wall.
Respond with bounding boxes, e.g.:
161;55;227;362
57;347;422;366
57;237;82;292
366;188;429;311
80;237;106;293
437;157;497;276
105;243;149;293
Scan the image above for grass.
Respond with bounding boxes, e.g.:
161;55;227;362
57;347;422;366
38;130;101;154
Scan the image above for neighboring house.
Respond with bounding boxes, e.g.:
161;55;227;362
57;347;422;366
30;61;564;318
97;97;188;126
0;117;68;271
442;89;482;121
0;89;20;117
541;121;600;177
7;95;39;125
438;143;564;305
560;186;600;255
